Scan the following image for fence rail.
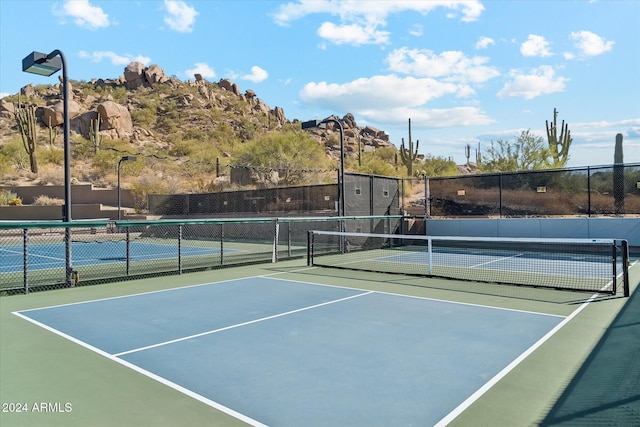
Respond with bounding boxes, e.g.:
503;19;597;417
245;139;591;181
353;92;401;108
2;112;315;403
0;215;403;295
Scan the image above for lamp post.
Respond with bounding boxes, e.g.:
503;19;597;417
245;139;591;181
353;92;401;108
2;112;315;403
302;118;345;216
118;156;137;221
23;50;73;286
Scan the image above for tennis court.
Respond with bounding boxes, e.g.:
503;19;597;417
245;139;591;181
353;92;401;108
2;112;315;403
1;250;639;426
0;240;237;273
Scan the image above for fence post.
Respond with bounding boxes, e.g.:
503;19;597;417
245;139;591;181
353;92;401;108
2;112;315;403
220;223;224;266
622;240;630;297
587;166;591;217
178;225;183;274
126;228;131;276
272;219;279;263
499;173;503;218
425;176;430;219
23;229;29;294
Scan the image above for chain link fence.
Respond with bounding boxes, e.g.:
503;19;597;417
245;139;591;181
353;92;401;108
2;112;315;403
404;163;640;217
0;215;404;295
148;173;402;217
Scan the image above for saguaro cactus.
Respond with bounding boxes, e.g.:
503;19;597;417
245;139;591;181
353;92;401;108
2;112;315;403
15;104;38;173
399;118;419;176
90;115;103;154
545;107;572;167
465;143;471;165
614;133;624;214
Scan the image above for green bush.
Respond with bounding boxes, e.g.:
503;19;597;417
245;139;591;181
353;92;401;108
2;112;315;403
0;189;20;205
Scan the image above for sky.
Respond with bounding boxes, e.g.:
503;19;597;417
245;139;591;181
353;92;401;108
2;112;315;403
1;0;639;168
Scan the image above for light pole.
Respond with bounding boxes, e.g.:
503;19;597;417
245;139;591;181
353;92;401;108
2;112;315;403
23;50;73;286
118;156;137;221
302;118;345;216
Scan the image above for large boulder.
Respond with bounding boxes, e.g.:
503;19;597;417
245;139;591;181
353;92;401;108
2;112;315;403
219;78;240;96
124;62;145;90
41;99;82;127
97;101;132;138
144;64;169;85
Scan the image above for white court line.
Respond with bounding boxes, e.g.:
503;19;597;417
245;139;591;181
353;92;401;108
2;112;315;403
433;274;626;427
469;253;523;268
11;310;269;427
114;290;373;357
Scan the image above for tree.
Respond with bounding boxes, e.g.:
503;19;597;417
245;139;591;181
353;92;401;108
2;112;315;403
415;155;458;177
232;131;332;185
480;130;550;172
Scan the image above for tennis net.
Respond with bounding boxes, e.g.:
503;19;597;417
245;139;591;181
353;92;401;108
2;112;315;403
307;231;630;295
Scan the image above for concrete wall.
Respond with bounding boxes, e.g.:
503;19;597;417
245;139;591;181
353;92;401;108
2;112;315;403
0;204;121;220
1;184;135;207
424;217;640;247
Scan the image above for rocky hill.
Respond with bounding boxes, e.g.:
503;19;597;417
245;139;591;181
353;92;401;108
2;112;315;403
0;62;395;195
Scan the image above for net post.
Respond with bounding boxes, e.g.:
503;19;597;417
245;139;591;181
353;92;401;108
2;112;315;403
307;230;312;266
612;242;617;294
23;228;29;294
622;240;630;297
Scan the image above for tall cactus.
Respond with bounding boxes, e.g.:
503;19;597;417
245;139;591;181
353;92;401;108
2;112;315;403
545;107;572;168
90;115;103;154
475;142;482;166
465;143;471;165
614;133;624;214
46;116;58;146
399;118;419;176
14;103;38;173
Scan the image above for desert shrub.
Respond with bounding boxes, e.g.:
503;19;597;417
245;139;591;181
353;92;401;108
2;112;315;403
0;189;21;205
39;147;64;165
33;195;64;206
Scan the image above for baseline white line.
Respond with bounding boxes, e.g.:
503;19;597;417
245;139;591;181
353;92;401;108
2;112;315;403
11;311;268;427
433;276;623;427
114;290;374;357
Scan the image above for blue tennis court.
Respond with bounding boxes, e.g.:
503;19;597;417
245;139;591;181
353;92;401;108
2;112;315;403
0;241;230;273
15;276;566;426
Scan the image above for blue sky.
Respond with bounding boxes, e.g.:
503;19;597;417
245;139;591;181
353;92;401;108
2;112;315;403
1;0;638;167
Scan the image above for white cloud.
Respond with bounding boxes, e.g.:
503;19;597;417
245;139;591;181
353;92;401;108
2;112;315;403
520;34;552;57
164;0;198;33
299;74;494;129
301;75;459;111
56;0;109;29
0;92;10;99
185;63;216;79
317;21;389;45
475;36;495;50
78;51;151;66
386;48;500;84
570;30;614;56
497;66;568;99
272;1;483;46
241;66;268;83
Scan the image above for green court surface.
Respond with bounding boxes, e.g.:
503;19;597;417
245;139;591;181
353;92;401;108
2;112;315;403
1;258;638;426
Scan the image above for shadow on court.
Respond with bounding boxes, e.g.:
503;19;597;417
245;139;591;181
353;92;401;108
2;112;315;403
541;284;640;426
